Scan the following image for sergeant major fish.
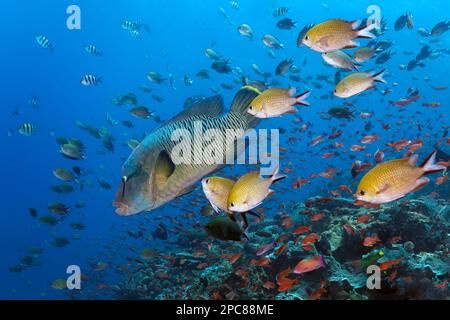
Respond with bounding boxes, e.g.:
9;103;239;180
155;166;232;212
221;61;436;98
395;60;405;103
36;35;53;51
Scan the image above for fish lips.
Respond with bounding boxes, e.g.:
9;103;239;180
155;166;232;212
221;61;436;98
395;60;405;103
113;171;154;216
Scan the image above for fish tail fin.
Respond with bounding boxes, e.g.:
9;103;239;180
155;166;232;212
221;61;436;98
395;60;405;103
294;90;311;106
230;86;262;127
420;151;446;174
372;69;387;84
270;165;287;183
356;22;376;39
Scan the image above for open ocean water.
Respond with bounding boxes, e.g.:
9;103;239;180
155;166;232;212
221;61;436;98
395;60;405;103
0;0;449;300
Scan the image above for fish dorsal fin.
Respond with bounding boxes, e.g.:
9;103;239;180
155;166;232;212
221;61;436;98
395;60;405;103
230;86;262;128
153;150;176;186
230;86;261;113
166;95;225;125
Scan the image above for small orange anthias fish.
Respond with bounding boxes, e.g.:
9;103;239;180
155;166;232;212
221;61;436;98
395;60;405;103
379;258;403;271
363;235;381;247
250;257;271;266
293;225;312;235
293;255;326;274
276;267;299;292
356;214;371;224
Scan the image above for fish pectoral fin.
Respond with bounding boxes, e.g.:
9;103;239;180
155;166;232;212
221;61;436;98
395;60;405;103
318;36;331;47
376;183;391;194
176;185;197;198
153;150;176;186
285;106;298;114
211;202;221;214
342;41;359;49
412;177;430;192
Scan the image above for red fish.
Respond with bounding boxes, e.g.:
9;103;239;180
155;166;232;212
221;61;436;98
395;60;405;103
250;257;271;266
343;223;356;235
422;102;441;107
309;287;327;300
361;135;379;144
350;144;366;152
379;258;403;271
387;139;411;151
435;176;448;185
281;217;294;229
228;253;242;264
321;152;335;159
309;134;326;146
276;267;299;292
256;242;275;256
374;149;385;163
310;213;324;222
275;243;289;256
293;225;312;235
363;235;381;247
263;281;276;289
293;256;325;274
301;233;321;250
356;214;371;224
293;178;309;189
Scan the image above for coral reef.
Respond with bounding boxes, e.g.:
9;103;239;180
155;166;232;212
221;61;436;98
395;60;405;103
109;196;449;300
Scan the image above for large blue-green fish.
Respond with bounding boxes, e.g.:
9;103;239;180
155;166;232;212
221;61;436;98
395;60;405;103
113;86;261;215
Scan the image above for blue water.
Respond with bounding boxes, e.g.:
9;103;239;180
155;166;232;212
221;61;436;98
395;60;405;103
1;0;448;299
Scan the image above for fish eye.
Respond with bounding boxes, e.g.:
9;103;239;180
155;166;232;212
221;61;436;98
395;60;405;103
249;106;253;110
230;203;234;207
205;179;209;184
359;190;365;196
305;36;309;40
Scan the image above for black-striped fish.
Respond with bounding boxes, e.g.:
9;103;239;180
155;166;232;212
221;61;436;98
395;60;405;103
36;35;52;51
129;30;141;39
80;74;102;86
113;86;262;216
18;123;37;136
272;7;289;17
121;20;152;35
84;44;102;56
121;20;141;31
